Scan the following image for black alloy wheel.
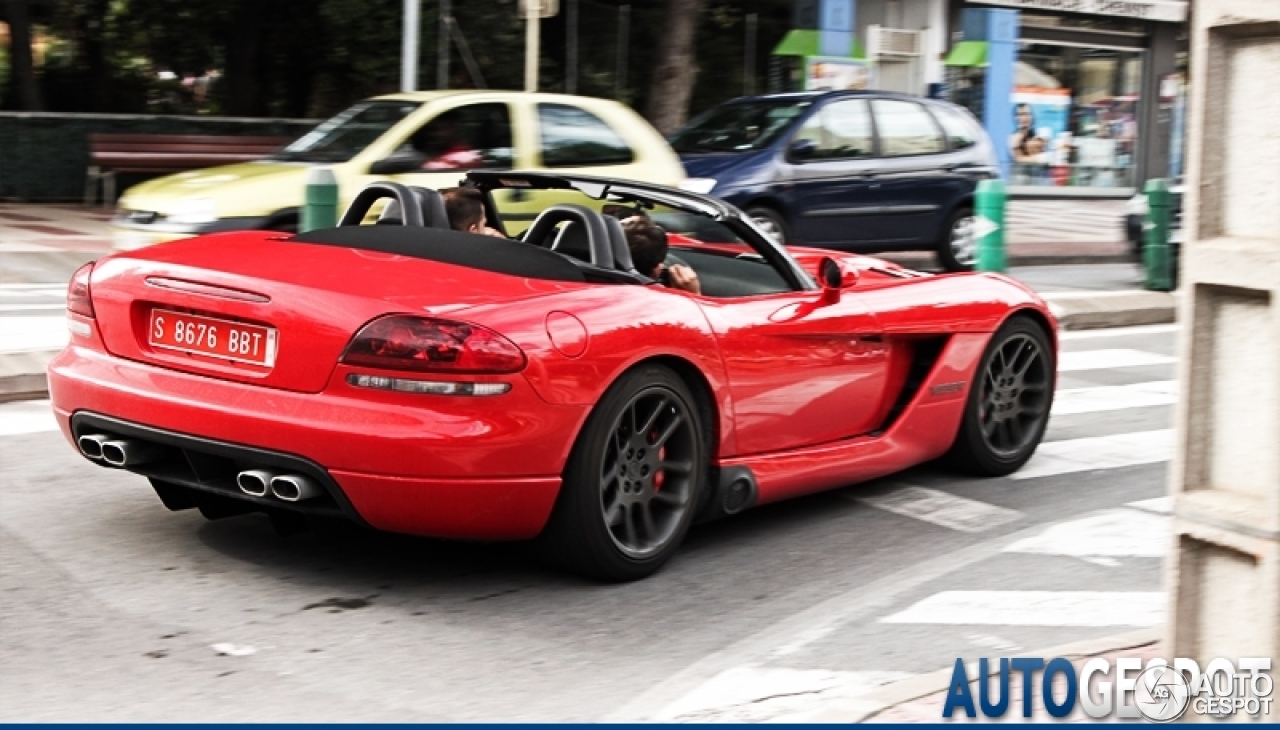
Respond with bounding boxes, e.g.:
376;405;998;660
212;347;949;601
946;316;1054;476
541;364;706;581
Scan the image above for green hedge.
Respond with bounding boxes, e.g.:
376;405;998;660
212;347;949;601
0;113;317;202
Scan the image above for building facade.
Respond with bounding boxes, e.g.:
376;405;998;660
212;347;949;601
945;0;1189;197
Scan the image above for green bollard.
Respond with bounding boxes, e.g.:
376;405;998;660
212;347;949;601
301;167;338;232
974;178;1006;273
1143;178;1173;292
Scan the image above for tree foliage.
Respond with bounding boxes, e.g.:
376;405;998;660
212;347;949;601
2;0;795;124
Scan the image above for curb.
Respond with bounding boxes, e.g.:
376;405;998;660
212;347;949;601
1042;289;1179;330
0;350;55;403
796;627;1162;723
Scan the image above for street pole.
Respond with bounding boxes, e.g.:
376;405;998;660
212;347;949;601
401;0;420;92
566;0;578;95
524;0;540;93
615;4;630;100
437;0;450;89
744;12;758;96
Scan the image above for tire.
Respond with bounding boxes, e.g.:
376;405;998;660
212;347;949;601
945;316;1054;476
541;364;707;581
935;208;976;272
746;206;788;244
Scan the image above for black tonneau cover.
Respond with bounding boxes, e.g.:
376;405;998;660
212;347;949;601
290;226;586;283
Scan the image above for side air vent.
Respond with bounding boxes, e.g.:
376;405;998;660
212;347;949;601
874;336;949;434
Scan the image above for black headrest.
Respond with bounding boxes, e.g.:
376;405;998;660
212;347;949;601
603;215;637;274
408;186;451;229
551;221;592;262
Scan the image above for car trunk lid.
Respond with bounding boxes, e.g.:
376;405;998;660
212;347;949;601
88;230;583;392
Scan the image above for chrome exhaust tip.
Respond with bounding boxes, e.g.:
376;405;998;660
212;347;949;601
78;433;111;460
100;439;164;467
236;470;275;498
269;475;322;502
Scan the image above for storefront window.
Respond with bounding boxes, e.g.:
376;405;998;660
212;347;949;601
1010;43;1144;189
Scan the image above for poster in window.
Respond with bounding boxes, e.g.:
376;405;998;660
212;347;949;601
805;57;873;92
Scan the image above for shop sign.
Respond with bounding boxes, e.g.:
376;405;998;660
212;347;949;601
970;0;1187;22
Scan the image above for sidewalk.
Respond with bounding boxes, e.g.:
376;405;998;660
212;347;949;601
796;628;1163;722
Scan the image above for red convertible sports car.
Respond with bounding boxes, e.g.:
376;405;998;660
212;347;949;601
49;172;1057;581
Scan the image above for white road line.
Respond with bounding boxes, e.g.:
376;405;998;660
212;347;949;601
0;303;67;312
855;485;1021;533
880;591;1165;627
1058;349;1177;372
0;316;67;353
1058;323;1179;340
1126;496;1173;515
1003;509;1168;559
0;399;59;436
1011;429;1174;480
652;666;913;722
1052;380;1177;416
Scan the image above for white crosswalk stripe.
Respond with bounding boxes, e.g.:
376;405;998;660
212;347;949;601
1058;348;1178;372
0;316;68;352
1011;429;1174;480
856;485;1021;533
0;399;59;436
880;590;1165;627
1051;380;1177;416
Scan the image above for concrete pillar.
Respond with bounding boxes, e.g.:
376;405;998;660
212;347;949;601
1168;0;1280;693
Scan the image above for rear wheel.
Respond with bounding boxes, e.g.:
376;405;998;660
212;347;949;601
746;206;788;244
936;208;976;272
945;316;1054;476
541;364;706;581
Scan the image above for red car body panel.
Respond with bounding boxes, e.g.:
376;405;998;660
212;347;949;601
48;222;1055;541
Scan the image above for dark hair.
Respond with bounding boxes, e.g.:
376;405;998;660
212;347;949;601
441;187;485;232
622;217;668;278
1012;104;1039;156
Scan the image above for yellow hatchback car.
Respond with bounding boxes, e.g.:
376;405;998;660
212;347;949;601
110;91;686;249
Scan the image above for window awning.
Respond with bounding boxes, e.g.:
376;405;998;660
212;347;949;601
771;29;865;59
944;40;988;68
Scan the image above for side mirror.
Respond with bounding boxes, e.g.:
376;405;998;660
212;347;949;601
368;149;426;175
788;138;818;160
819;257;842;303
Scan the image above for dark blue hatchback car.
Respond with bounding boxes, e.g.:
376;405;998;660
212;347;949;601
672;91;999;271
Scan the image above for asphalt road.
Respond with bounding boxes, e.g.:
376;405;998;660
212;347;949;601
0;324;1177;721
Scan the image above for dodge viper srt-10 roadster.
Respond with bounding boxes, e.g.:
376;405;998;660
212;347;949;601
50;172;1057;581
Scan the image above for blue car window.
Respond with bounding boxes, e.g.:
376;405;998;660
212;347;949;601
670;100;810;154
792;99;874;159
931;104;981;151
871;100;947;157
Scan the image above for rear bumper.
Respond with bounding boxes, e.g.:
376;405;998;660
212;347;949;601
49;345;582;540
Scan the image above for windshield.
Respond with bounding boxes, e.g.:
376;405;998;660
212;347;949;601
273;100;422;163
670;100;811;154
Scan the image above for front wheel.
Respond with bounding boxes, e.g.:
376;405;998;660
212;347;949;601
936;208;976;272
746;206;789;244
945;316;1054;476
541;364;707;581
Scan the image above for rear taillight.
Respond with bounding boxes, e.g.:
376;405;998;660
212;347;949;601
68;262;95;318
341;315;526;374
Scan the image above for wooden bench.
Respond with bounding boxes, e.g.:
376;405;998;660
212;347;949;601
85;133;293;205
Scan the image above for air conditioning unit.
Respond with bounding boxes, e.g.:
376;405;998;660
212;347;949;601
867;25;923;57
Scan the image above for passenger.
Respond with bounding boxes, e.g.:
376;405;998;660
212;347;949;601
622;216;701;294
440;187;505;237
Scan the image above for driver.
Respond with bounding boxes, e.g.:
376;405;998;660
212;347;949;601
622;216;701;295
441;187;505;237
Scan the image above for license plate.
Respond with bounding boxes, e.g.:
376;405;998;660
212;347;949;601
148;308;277;367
